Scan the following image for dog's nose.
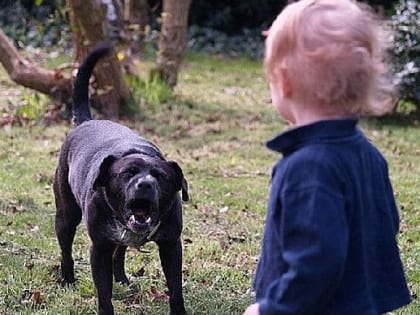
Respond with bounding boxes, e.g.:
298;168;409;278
135;175;156;192
131;175;158;201
136;180;153;192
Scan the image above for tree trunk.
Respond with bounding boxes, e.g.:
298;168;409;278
112;0;124;29
124;0;149;54
117;0;149;75
0;28;72;106
67;0;130;119
156;0;192;88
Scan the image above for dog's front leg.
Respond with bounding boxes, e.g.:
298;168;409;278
113;245;129;284
157;238;186;315
90;244;115;315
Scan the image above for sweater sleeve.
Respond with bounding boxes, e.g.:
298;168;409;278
259;185;348;315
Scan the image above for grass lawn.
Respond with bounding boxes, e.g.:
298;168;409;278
0;52;418;314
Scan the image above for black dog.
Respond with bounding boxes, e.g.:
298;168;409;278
53;44;188;315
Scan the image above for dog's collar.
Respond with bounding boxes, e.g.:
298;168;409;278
120;220;162;242
101;186;118;214
100;187;161;242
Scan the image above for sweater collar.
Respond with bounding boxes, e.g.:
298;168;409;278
267;119;359;155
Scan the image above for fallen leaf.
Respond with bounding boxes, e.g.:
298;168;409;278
149;286;168;302
33;291;41;304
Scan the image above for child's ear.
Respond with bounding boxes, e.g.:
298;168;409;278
280;67;292;98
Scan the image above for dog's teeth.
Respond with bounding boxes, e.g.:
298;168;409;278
129;215;136;223
146;217;151;224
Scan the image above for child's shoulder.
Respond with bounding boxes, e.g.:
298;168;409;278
274;146;343;189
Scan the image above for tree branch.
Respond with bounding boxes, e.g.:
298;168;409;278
0;28;72;105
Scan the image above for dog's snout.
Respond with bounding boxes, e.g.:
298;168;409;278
136;180;152;191
135;177;155;192
132;175;159;200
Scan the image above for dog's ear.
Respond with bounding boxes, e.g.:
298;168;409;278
167;161;189;202
93;155;116;191
181;178;189;202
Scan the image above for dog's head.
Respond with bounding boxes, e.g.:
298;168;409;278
93;153;188;235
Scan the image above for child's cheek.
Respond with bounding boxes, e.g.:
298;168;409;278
269;83;281;110
270;83;284;116
269;83;289;118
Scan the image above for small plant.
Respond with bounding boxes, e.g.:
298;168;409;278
17;92;48;121
126;73;173;113
143;74;173;109
1;91;49;127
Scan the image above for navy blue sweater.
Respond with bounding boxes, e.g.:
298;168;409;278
253;119;411;315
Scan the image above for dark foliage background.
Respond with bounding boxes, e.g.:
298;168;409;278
187;0;397;34
188;0;287;35
0;0;70;50
0;0;417;108
390;0;420;106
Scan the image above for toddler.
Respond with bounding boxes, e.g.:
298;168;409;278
243;0;411;314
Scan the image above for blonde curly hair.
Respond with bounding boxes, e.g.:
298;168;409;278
264;0;395;116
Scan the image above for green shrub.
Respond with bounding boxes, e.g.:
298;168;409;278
390;0;420;105
0;1;71;50
187;26;265;59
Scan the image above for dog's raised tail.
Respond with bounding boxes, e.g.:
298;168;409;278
72;43;112;126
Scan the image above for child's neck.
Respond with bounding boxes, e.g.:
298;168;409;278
288;102;353;127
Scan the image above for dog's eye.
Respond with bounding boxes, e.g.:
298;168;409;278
120;167;138;178
151;168;167;180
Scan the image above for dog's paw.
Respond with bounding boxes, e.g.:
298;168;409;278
61;271;78;287
59;277;77;287
51;265;76;287
114;273;129;285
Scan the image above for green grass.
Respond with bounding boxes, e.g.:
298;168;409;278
0;53;419;314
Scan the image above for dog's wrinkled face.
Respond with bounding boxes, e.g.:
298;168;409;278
94;154;187;237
